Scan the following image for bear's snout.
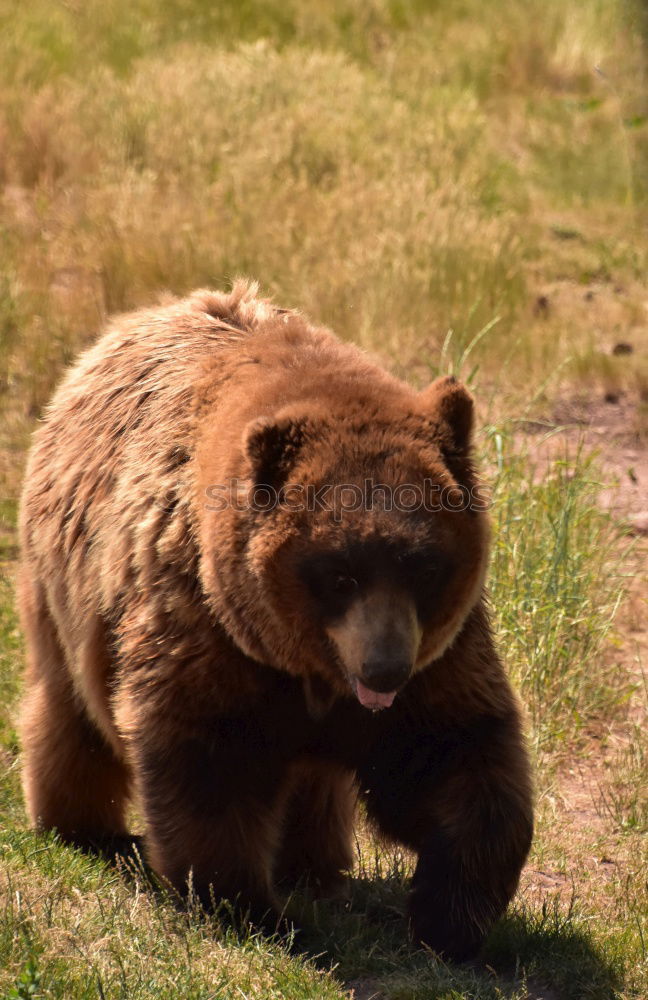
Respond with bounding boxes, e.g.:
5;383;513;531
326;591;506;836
325;583;422;709
351;652;412;710
360;657;411;694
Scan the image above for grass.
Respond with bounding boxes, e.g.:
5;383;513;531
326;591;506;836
486;433;626;750
1;0;648;494
1;0;647;997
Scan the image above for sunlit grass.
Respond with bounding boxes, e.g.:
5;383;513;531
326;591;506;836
485;431;627;750
1;0;647;474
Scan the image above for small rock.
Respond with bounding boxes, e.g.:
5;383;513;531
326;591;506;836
604;391;620;403
551;225;581;240
612;342;633;356
628;512;648;536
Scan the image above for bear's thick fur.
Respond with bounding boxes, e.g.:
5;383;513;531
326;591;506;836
19;281;532;960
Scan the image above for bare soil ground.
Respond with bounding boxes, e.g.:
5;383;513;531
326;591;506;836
520;395;646;989
526;391;647;700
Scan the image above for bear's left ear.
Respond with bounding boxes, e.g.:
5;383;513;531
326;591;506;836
243;416;307;492
419;375;474;457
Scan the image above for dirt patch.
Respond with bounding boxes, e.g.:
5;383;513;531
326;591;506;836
522;392;646;517
346;980;385;1000
524;979;561;1000
521;390;647;706
519;389;647;941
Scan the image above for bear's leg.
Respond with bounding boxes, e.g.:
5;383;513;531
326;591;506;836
361;709;533;962
274;760;356;897
121;697;290;930
19;577;130;847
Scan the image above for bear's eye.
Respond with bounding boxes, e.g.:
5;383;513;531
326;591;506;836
331;573;358;595
397;548;453;590
298;557;359;611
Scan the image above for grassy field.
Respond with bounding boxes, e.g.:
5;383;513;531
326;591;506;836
1;1;647;997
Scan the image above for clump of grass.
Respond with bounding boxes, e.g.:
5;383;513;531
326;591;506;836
0;832;345;1000
599;719;648;834
484;428;627;750
486;896;626;1000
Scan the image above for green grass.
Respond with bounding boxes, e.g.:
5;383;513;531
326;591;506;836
1;1;647;997
486;432;626;750
0;828;641;1000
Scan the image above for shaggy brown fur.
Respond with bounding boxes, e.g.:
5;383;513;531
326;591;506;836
19;281;533;960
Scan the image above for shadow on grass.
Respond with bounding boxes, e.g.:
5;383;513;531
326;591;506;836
483;902;625;1000
19;834;626;1000
284;876;625;1000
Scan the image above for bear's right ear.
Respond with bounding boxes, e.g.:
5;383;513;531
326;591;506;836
243;417;307;492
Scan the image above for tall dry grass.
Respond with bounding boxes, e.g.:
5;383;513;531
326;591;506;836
1;0;647;483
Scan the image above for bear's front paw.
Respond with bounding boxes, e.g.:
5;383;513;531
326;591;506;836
408;891;484;963
407;848;489;962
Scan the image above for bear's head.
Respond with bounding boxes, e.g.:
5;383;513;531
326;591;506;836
201;374;490;714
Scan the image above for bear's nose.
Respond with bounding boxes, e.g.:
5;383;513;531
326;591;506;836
361;659;411;693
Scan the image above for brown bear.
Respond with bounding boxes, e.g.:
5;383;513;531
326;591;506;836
18;280;533;961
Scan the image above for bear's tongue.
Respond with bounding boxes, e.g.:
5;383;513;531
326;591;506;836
354;679;397;711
